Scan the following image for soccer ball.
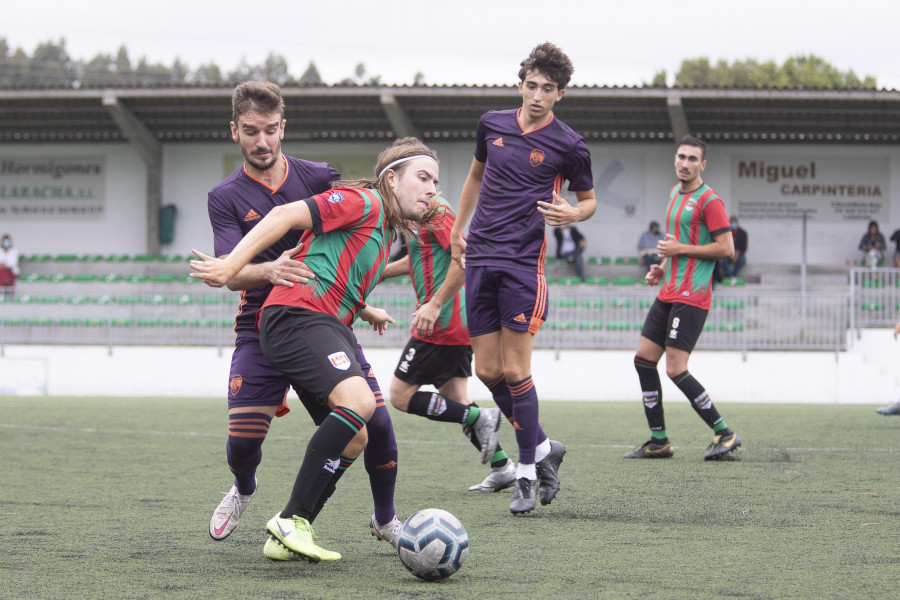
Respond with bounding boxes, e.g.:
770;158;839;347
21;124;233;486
397;508;469;581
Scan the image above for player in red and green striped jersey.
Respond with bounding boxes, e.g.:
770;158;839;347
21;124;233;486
192;138;444;562
625;135;742;461
381;196;514;495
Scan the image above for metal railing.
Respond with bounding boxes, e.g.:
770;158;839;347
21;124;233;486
0;280;852;356
849;267;900;335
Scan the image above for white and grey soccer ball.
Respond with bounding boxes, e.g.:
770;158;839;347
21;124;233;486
397;508;469;581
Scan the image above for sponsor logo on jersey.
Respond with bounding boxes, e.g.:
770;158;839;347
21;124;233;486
513;313;528;323
327;192;344;203
244;209;261;221
529;148;545;167
229;375;243;397
327;351;351;370
492;137;504;147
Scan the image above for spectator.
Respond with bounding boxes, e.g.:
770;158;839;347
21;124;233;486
0;233;19;297
859;220;886;268
890;227;900;268
554;224;586;279
722;216;748;278
637;221;664;272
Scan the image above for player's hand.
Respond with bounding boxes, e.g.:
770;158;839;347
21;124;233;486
894;321;900;340
360;305;395;336
189;249;238;288
537;192;578;226
645;263;664;286
450;233;467;270
411;300;440;338
656;234;681;258
268;244;315;288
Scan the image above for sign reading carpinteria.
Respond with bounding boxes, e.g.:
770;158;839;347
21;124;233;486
0;157;106;219
731;156;889;223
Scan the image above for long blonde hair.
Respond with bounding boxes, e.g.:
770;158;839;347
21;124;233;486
333;137;445;241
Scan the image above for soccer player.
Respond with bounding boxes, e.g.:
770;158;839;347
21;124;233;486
625;135;742;461
204;82;401;557
192;138;443;562
380;194;514;493
449;42;596;514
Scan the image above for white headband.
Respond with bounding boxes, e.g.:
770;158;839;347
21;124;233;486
377;154;437;178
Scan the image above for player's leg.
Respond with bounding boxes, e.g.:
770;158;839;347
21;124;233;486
210;337;288;541
625;299;673;459
662;304;740;460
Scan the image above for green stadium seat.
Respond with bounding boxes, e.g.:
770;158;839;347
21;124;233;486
612;276;637;286
144;294;168;305
163;318;189;327
67;295;90;305
198;296;222;305
391;297;413;307
100;274;124;283
106;254;131;262
638;298;652;308
126;274;150;283
85;317;109;327
582;276;609;285
545;256;558;265
598;257;612;265
79;254;105;263
132;254;157;263
614;257;638;266
117;295;141;305
586;256;598;265
861;278;885;288
47;274;71;283
54;254;78;262
556;276;582;286
610;299;633;309
704;322;716;331
71;274;98;283
137;318;161;327
20;273;45;283
39;295;63;304
174;294;194;305
581;298;605;308
151;274;176;283
719;322;745;332
93;294;114;305
221;318;235;327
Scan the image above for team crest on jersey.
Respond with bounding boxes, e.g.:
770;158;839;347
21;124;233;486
328;351;351;370
327;192;344;204
685;198;697;212
229;375;243;397
529;148;545;167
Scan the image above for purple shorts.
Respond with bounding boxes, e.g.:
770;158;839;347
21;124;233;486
464;265;548;337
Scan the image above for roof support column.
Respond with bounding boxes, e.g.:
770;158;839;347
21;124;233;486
380;89;421;140
102;91;163;255
666;91;690;142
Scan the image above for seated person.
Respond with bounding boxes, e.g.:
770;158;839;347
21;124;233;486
890;228;900;268
859;220;886;268
637;221;663;272
722;216;748;278
554;225;586;279
0;233;19;297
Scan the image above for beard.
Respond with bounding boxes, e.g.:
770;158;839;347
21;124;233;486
242;141;281;172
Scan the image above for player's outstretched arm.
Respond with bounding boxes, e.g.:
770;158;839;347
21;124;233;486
191;201;313;287
380;255;410;282
223;244;316;292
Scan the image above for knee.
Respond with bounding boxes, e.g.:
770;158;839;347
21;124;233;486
389;383;412;412
345;428;368;459
665;365;682;380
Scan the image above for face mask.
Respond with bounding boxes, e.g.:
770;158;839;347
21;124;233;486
1;240;10;249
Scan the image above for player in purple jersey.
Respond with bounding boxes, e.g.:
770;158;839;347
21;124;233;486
204;82;401;559
450;43;596;515
193;138;441;562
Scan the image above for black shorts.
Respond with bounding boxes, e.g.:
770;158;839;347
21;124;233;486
393;337;473;388
640;299;708;353
259;305;365;405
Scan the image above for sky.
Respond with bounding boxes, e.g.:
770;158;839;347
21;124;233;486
3;0;899;89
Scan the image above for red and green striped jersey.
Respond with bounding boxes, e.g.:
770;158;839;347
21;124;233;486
263;187;389;326
406;197;469;346
657;183;731;310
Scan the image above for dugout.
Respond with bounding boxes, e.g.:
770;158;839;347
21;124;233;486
1;85;899;270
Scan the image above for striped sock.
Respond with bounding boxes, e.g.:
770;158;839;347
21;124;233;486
225;412;271;495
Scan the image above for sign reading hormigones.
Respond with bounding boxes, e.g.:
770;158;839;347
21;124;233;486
0;157;105;219
730;157;889;223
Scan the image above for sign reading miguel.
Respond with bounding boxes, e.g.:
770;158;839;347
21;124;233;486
0;157;106;219
730;156;889;222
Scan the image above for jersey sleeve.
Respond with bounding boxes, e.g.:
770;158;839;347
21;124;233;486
561;137;594;192
701;194;731;237
306;188;372;236
473;113;490;163
208;190;243;258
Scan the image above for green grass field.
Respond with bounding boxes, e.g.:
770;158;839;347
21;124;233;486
1;396;897;600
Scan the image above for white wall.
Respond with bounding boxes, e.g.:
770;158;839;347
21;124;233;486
3;139;900;268
1;328;896;404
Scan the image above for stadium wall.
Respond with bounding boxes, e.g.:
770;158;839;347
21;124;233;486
2;141;899;268
1;329;896;403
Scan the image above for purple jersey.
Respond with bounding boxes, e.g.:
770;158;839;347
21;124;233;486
466;108;593;272
207;156;339;339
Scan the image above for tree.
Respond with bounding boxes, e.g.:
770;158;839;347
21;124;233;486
30;39;76;86
413;71;426;86
299;61;322;86
652;55;877;89
192;62;225;86
81;52;116;87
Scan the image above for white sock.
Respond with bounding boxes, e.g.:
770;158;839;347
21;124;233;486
516;462;537;480
534;437;552;463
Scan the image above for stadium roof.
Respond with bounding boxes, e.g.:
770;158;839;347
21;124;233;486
2;85;900;145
